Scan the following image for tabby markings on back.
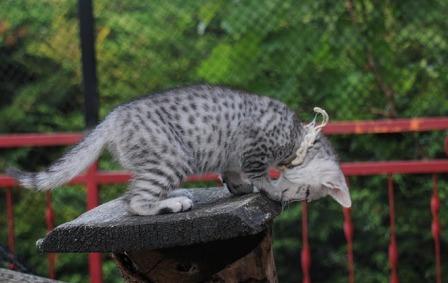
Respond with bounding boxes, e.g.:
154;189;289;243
7;85;350;215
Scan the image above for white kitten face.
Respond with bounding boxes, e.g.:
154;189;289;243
276;157;351;207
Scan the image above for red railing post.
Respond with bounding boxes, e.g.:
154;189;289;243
45;192;56;279
387;175;399;283
86;163;103;283
343;177;355;283
301;202;311;283
444;137;448;157
343;207;355;283
6;188;15;269
431;175;442;283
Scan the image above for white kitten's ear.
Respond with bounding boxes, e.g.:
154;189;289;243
325;180;352;208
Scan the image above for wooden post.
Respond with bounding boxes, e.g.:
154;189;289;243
213;228;277;282
113;229;277;283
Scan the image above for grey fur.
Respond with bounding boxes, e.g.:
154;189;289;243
8;85;345;215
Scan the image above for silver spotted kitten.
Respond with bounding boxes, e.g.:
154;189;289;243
8;85;348;215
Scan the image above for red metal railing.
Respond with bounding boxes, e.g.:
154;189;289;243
387;175;399;283
432;175;442;283
1;117;447;283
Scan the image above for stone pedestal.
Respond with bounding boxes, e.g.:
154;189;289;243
38;188;281;283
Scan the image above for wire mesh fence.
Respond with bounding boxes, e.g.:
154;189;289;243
93;0;448;120
1;1;447;283
1;0;447;128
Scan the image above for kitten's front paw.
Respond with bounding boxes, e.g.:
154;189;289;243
252;185;260;193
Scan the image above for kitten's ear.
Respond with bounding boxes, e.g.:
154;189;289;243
325;179;352;208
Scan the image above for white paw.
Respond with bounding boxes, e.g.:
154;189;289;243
164;196;193;213
178;196;193;211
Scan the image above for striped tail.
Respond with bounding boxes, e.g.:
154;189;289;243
6;117;113;191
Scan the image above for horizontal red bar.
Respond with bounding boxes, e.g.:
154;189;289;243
1;160;447;188
341;160;448;176
0;171;223;187
0;133;82;148
0;117;447;148
324;117;448;135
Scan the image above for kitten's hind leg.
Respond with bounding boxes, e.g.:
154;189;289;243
129;194;193;216
222;171;256;195
126;173;193;216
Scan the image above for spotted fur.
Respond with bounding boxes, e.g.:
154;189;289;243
8;85;337;215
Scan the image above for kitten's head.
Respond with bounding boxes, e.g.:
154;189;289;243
277;134;351;207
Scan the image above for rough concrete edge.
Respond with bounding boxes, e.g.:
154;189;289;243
0;268;66;283
38;191;281;252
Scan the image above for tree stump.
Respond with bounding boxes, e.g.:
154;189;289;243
38;188;281;282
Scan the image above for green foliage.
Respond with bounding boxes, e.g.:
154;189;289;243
0;0;447;282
